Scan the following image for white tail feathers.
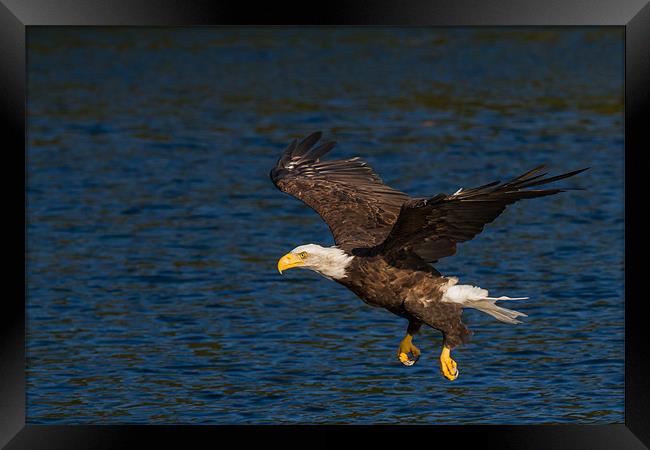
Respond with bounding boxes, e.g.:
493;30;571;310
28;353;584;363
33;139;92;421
442;283;529;324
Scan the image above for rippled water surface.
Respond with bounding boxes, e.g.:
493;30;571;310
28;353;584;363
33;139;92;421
27;28;624;423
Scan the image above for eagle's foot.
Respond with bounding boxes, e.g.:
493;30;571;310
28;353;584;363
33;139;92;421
440;346;459;380
397;334;420;366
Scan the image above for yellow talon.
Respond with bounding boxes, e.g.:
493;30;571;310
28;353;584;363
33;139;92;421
397;334;420;367
440;346;459;381
399;352;412;365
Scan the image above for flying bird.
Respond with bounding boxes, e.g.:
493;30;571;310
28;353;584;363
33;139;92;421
271;131;586;380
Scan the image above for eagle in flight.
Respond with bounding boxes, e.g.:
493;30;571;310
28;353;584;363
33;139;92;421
271;131;586;380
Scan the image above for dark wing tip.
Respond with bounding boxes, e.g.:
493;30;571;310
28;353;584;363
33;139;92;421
295;131;323;155
538;166;590;185
281;131;338;162
501;165;590;192
306;140;337;161
564;167;589;177
271;132;339;184
556;167;589;190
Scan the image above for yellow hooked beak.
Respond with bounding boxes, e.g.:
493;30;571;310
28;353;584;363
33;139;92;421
277;253;305;274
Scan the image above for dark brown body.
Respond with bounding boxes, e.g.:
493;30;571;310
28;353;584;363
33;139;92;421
338;256;470;348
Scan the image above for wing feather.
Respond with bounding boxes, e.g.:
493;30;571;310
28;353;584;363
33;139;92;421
377;166;588;262
270;132;410;251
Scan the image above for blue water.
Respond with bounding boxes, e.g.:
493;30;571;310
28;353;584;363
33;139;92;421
26;28;624;424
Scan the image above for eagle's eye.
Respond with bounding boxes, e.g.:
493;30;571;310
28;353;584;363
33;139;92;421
298;252;308;259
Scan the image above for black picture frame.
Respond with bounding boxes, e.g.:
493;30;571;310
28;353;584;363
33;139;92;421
2;1;648;448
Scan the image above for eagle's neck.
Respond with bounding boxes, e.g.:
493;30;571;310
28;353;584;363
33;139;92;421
311;246;355;280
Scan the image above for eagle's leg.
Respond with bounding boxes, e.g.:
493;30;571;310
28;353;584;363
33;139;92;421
397;320;422;366
439;330;465;380
439;345;459;381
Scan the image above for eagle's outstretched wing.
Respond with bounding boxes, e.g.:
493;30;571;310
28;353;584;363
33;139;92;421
376;166;588;263
270;131;410;252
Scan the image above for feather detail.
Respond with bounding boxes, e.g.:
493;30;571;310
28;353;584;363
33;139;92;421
441;283;529;324
377;166;589;262
270;132;410;251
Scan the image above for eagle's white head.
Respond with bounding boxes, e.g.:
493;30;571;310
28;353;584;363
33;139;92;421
277;244;354;280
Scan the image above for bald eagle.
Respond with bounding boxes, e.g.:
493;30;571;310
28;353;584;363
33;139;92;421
271;131;586;380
